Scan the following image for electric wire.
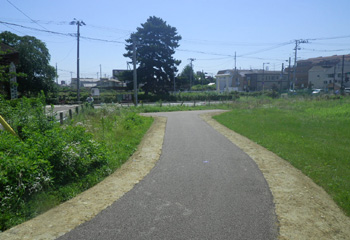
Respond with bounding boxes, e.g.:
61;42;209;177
6;0;49;31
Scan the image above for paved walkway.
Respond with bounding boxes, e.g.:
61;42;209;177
58;110;278;240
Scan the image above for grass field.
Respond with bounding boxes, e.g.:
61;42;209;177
213;97;350;216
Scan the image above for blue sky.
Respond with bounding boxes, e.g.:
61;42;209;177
1;0;350;83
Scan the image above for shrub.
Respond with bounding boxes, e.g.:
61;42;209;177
0;95;109;231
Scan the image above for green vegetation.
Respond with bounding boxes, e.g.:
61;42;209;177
0;31;57;97
2;92;350;231
0;95;153;231
213;97;350;216
124;16;181;95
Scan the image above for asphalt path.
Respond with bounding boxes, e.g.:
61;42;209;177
58;110;278;240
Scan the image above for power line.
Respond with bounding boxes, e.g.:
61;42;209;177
3;19;350;60
307;35;350;41
6;0;49;31
178;49;235;58
301;48;350;52
0;20;72;37
237;41;294;57
0;20;125;44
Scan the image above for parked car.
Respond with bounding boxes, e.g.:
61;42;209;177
312;89;323;94
345;88;350;94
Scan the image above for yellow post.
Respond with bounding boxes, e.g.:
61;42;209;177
0;115;18;138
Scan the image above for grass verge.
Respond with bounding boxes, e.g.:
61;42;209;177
213;97;350;216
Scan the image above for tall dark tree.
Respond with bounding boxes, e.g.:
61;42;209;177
177;64;194;90
0;31;56;96
124;16;181;95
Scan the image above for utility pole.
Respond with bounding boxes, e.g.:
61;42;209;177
55;63;58;84
262;62;269;92
288;57;291;90
70;19;86;103
292;39;308;90
333;64;337;92
133;38;138;106
341;55;345;93
188;58;195;89
280;63;284;93
100;64;102;80
234;52;237;71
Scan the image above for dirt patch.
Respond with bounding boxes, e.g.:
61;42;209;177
1;117;167;240
201;112;350;240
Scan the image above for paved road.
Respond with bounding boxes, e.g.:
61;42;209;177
58;110;278;240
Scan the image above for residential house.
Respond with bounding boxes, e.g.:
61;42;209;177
216;70;235;92
245;70;288;91
287;54;350;89
308;61;350;90
216;69;288;92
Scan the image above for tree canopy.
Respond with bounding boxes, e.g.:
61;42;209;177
124;16;181;95
0;31;56;96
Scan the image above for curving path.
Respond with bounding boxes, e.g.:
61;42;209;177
58;110;278;240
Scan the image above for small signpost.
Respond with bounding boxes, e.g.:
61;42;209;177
91;88;100;103
9;62;18;99
91;88;100;96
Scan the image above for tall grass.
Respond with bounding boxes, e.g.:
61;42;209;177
0;102;153;231
213;97;350;216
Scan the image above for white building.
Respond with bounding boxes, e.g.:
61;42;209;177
216;70;237;92
308;61;350;90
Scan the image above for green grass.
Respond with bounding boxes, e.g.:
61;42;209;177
213;97;350;216
0;105;154;231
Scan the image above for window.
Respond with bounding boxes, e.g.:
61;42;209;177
328;74;334;78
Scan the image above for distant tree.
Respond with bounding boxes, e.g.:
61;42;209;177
177;64;193;90
0;31;56;96
124;16;181;95
195;71;209;85
116;70;133;90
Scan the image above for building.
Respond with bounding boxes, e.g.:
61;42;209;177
71;78;100;89
113;69;130;79
287;54;350;89
308;61;350;90
71;77;125;90
216;70;235;92
216;69;288;92
97;78;122;88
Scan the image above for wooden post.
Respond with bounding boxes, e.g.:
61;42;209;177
76;106;79;114
69;109;73;119
59;112;64;125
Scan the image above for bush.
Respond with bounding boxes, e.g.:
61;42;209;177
0;95;109;231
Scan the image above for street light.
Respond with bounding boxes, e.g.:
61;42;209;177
262;62;269;92
70;19;85;103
